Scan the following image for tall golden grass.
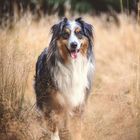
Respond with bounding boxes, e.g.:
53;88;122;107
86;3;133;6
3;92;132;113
0;14;140;140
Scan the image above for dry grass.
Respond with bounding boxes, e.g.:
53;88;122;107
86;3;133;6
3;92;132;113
0;14;140;140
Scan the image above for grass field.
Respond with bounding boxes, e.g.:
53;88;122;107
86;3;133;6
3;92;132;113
0;14;140;140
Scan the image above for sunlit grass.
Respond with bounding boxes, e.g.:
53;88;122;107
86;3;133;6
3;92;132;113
0;14;139;140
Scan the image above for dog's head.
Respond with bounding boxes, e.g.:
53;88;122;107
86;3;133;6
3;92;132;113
51;17;93;61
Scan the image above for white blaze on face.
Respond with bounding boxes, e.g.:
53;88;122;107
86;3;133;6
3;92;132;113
67;21;81;59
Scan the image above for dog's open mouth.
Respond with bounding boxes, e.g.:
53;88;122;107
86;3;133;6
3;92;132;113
70;49;80;59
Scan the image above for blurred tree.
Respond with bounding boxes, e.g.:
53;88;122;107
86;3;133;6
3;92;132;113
39;0;65;16
0;0;139;25
0;0;14;24
71;0;92;13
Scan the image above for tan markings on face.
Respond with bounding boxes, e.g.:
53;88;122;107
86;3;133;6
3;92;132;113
80;36;89;56
75;27;81;33
57;37;69;63
64;28;71;34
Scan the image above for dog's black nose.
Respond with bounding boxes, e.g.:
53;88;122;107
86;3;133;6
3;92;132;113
70;42;77;49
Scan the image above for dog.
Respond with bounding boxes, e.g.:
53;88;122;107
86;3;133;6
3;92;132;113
34;17;95;140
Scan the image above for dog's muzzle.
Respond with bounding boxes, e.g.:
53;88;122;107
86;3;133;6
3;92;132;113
69;42;80;59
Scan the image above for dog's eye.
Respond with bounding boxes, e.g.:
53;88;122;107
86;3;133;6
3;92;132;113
62;32;70;39
75;31;83;39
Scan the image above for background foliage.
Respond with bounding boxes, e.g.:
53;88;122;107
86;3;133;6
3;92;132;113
0;0;138;20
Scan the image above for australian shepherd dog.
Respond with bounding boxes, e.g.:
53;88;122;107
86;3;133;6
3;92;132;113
34;17;95;140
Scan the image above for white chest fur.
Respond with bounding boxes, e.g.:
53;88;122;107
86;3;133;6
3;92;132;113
54;55;89;107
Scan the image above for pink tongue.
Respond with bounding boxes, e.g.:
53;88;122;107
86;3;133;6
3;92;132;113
70;52;77;59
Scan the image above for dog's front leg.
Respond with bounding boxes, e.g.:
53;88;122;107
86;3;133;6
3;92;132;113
69;106;85;140
45;111;60;140
51;128;60;140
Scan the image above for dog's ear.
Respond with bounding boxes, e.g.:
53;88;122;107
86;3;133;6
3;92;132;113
51;17;68;40
75;17;93;40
